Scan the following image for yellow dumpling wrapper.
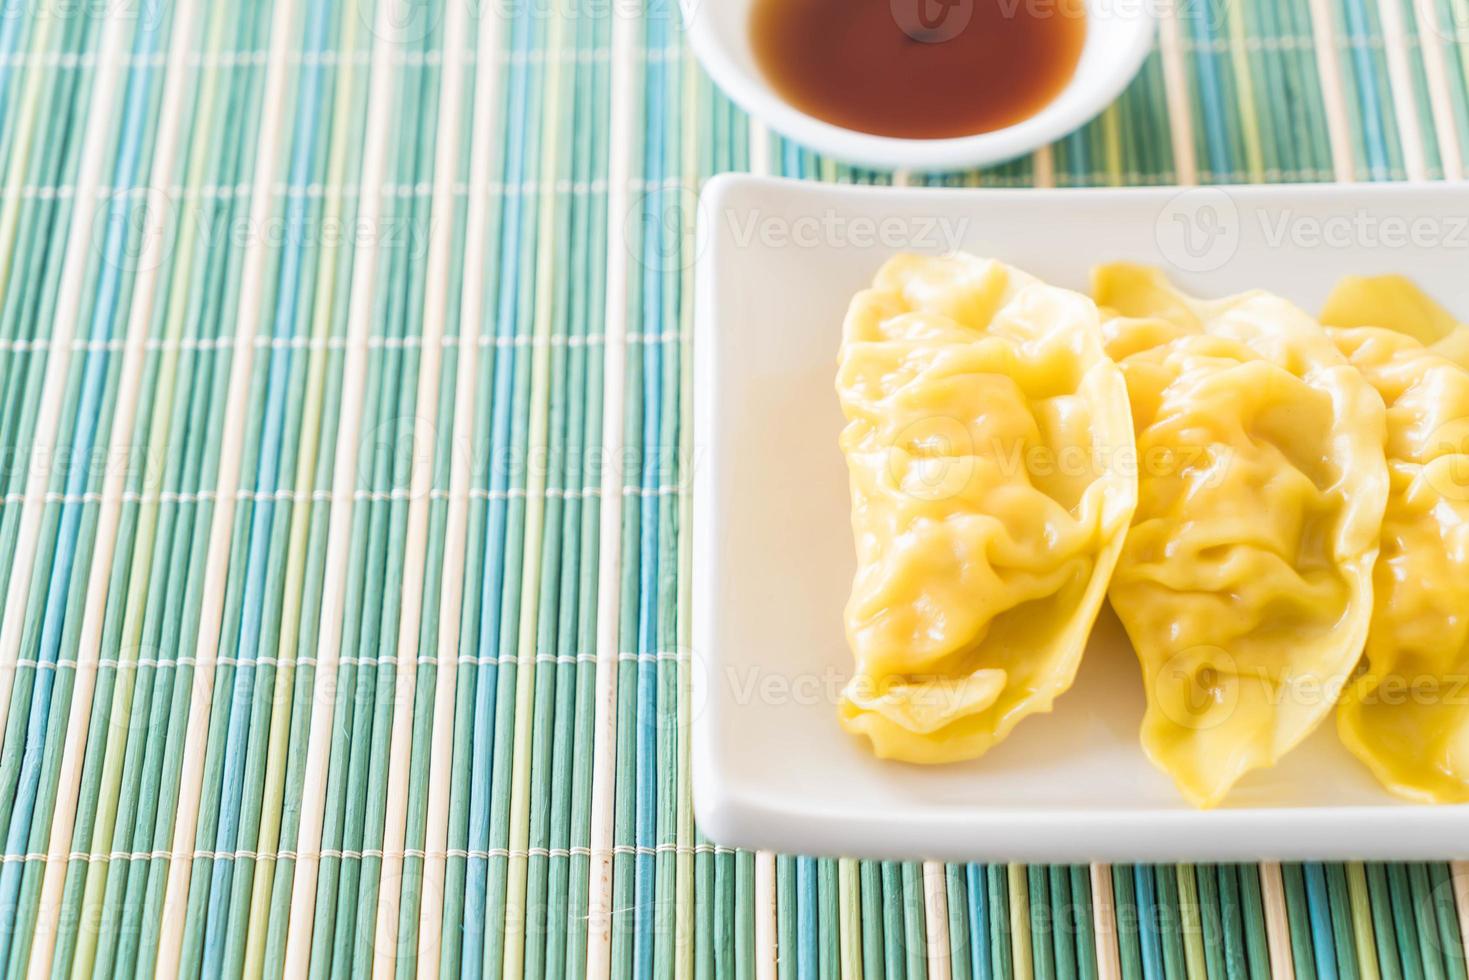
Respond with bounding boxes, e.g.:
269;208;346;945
1322;277;1469;803
1094;264;1388;807
1322;274;1465;347
836;254;1137;763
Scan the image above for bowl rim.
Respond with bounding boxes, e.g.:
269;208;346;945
682;0;1158;172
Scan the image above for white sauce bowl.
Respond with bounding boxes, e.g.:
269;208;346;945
683;0;1158;171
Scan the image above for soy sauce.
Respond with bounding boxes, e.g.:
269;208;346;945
750;0;1087;140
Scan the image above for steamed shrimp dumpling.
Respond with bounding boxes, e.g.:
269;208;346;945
836;254;1137;763
1094;264;1388;807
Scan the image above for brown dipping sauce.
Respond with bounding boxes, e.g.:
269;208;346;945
750;0;1087;140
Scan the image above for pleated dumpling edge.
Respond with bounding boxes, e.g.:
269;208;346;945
1323;276;1469;803
835;253;1137;764
1094;263;1389;808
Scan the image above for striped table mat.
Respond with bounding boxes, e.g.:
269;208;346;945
0;0;1464;977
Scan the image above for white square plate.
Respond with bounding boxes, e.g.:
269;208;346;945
691;174;1469;862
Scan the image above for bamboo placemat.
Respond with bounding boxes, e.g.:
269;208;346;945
0;0;1465;976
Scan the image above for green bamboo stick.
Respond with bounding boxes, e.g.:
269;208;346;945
245;0;364;972
1348;863;1384;980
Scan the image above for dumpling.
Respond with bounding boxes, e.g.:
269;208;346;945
1093;264;1388;807
1322;274;1465;347
1321;277;1469;803
835;254;1137;763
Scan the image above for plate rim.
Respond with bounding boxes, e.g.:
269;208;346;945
691;173;1469;862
